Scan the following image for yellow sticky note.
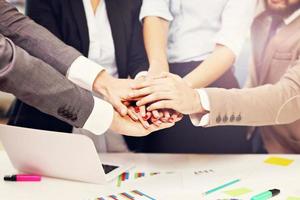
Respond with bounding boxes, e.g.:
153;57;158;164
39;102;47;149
287;197;300;200
224;188;252;197
264;157;294;166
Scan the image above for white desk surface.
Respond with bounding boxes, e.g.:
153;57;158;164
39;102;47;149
0;151;300;200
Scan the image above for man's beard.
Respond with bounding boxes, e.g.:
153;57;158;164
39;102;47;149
264;0;300;17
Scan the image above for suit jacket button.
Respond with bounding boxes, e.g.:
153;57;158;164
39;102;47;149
61;112;70;119
71;116;78;122
216;115;222;123
67;113;74;119
230;114;235;122
236;114;242;122
57;107;64;115
223;115;228;123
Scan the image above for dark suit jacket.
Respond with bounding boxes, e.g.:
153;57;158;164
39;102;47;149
0;35;94;128
9;0;149;149
0;0;94;128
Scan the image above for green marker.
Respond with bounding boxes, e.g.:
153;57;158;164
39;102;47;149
251;189;280;200
203;179;241;195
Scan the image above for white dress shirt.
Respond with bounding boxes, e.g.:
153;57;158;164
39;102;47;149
140;0;256;63
191;8;300;127
83;0;118;78
65;0;127;152
71;0;128;152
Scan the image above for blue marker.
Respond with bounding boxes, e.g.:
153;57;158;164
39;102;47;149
203;179;241;195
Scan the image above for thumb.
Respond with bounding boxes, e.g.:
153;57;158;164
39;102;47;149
114;100;128;116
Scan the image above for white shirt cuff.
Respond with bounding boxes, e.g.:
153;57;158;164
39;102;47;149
67;56;105;91
189;89;211;127
83;96;114;135
135;71;148;79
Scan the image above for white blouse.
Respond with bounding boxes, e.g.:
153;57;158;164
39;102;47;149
140;0;257;63
82;0;118;77
73;0;128;153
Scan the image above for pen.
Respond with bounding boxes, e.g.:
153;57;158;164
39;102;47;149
250;189;280;200
4;174;41;182
203;179;241;195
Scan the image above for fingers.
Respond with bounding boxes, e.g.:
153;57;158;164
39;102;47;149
131;76;170;90
136;116;150;129
114;100;128;116
136;92;173;107
171;112;183;123
131;79;153;90
128;87;153;99
147;100;176;112
133;107;150;129
127;106;139;121
128;84;171;100
150;116;162;127
160;109;171;123
140;105;146;117
152;110;160;119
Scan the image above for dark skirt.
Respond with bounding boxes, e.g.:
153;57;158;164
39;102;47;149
125;61;251;153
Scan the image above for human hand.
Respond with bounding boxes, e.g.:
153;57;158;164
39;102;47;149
130;72;206;115
110;111;175;137
129;72;183;128
133;74;165;126
134;73;181;123
93;71;136;117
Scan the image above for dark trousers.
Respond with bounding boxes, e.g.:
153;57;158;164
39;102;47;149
126;61;251;153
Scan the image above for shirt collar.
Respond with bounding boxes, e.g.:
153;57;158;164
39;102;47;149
284;8;300;25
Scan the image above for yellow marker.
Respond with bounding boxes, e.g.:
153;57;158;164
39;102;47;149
264;157;294;166
224;188;252;197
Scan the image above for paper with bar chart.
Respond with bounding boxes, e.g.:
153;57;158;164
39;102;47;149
114;169;216;187
96;190;156;200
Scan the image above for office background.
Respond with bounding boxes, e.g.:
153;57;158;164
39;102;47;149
0;0;265;150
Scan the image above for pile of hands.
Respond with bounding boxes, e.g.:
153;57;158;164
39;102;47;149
93;71;204;137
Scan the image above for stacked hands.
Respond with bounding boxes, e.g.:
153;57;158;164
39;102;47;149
93;71;205;136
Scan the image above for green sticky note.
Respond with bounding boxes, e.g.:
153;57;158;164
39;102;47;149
287;197;300;200
264;157;294;166
224;188;252;197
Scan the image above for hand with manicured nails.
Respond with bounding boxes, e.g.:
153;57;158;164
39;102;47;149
132;74;183;128
110;111;175;137
93;71;183;133
129;72;206;115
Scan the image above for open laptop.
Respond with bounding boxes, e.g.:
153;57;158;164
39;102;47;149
0;124;132;184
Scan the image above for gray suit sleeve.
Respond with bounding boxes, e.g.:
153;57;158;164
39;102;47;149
0;34;94;128
0;34;13;71
0;0;81;75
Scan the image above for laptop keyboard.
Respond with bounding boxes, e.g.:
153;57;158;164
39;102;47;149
102;164;119;174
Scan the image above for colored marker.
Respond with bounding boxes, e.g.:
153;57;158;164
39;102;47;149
250;189;280;200
203;179;241;195
4;174;41;182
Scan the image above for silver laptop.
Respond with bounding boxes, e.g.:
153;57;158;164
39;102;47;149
0;124;132;184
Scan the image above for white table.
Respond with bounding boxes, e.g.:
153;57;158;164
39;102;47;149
0;151;300;200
